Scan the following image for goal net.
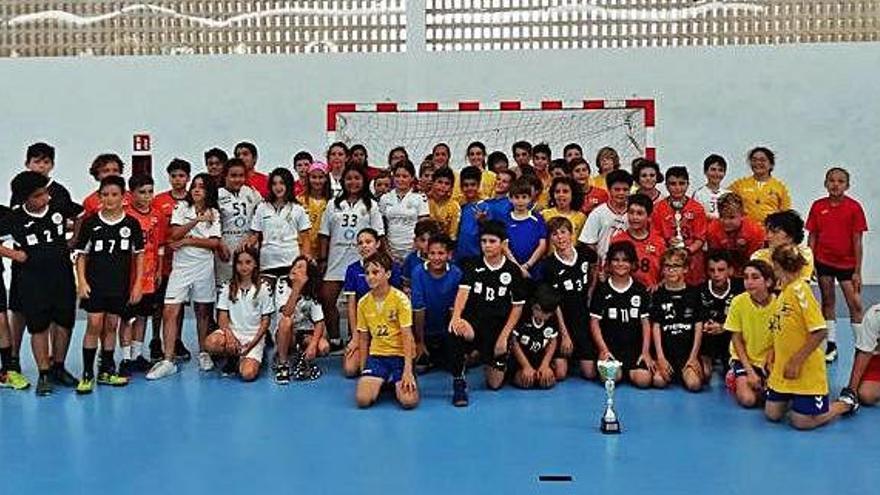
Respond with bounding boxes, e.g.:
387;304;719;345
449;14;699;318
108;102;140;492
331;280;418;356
326;100;655;168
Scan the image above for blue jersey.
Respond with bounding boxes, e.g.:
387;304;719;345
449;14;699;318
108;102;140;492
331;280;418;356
504;211;546;279
411;262;463;337
455;201;485;263
401;251;426;281
342;260;403;300
483;196;513;223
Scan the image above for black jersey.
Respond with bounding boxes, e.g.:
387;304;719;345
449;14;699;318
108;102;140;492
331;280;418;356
0;204;75;278
512;312;559;357
460;257;526;319
74;212;144;296
590;278;650;357
10;179;83;219
699;279;744;323
542;247;597;331
650;285;704;355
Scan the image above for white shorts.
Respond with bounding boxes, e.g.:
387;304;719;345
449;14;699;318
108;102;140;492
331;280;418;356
165;263;217;304
233;330;265;364
324;245;358;282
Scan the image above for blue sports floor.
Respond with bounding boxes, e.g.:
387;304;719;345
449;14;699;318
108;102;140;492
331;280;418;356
2;318;879;495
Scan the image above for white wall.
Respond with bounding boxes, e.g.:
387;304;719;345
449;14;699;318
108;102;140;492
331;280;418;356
1;43;879;278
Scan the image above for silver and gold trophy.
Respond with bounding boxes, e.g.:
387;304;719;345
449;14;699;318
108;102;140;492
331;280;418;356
669;199;686;249
597;359;622;434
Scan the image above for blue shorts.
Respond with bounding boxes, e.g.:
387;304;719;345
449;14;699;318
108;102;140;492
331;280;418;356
731;360;767;379
766;388;830;416
362;356;405;384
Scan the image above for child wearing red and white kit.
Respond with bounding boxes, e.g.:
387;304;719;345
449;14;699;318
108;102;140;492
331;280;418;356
652;166;708;285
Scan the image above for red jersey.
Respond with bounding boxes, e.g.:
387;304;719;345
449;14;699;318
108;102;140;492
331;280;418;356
153;190;188;276
611;228;665;289
247;171;269;197
806;196;868;269
652;197;708;285
81;190;132;218
581;186;609;218
706;217;765;276
125;205;166;294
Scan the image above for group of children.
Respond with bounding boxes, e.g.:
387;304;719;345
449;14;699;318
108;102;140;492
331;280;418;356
0;140;876;432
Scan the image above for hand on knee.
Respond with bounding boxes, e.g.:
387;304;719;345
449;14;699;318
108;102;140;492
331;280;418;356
652;373;669;388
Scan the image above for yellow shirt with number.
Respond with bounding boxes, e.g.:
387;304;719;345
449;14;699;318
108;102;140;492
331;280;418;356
541;208;587;240
357;287;413;357
751;246;814;283
729;176;792;224
724;292;777;368
429;197;461;240
452;169;497;205
767;279;828;395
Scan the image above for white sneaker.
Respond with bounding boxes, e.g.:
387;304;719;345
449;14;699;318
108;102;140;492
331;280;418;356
146;359;178;380
198;352;214;371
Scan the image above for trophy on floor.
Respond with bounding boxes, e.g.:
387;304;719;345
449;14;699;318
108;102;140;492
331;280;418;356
670;199;686;249
598;358;622;434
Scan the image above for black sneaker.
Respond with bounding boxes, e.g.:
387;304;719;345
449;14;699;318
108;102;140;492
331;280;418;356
294;359;322;381
839;387;860;414
174;339;192;362
825;341;838;363
36;373;53;396
118;359;133;378
274;362;291;385
51;366;79;388
221;358;239;377
452;378;469;407
132;355;152;373
149;339;164;362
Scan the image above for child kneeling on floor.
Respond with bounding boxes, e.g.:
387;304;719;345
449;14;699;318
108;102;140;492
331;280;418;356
511;284;561;389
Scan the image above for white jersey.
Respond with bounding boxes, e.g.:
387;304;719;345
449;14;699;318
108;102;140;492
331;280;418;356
274;277;325;333
218;186;261;249
856;304;880;355
251;201;312;270
217;281;275;337
170;203;221;270
691;185;730;220
329;175;343;199
319;198;384;281
379;189;430;261
577;202;628;260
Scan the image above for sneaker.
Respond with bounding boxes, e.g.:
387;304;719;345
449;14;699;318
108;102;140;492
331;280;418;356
97;371;130;387
839;387;860;414
146;359;178;380
825;341;838;363
76;377;95;394
36;373;53;396
198;352;214;371
452;378;469;407
0;370;31;391
132;355;152;373
221;358;239;377
274;362;291;385
118;360;133;378
294;359;322;381
724;369;736;394
149;339;164;362
174;339;192;362
51;366;79;388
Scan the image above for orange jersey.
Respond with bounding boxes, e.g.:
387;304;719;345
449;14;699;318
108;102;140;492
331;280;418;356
81;190;132;218
652;197;708;285
125;205;166;294
581;186;609;218
706;218;766;276
153;190;188;276
611;228;665;289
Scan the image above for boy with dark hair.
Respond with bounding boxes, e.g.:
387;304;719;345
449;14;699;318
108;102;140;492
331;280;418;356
292;150;314;197
706;192;765;277
234;141;268;197
698;250;744;380
74;176;145;393
578;169;632;262
487;151;509;173
511;284;561;389
691;154;730;219
483;168;514;222
504;177;547;279
511;141;533;172
0;172;81;394
428;166;460;240
204;147;228;188
401;218;443;284
549;159;572;179
611;193;665;291
751;209;814;283
448;220;526;405
563;143;583;163
411;234;462;374
531;143;553;208
652;166;708;285
453;166;485;263
82;153;130;217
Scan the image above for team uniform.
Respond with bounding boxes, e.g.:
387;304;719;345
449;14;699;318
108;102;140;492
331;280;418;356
581;186;609;218
543;247;598;360
577;202;628;261
698;279;744;365
216;281;275;363
691;185;730;220
610;229;665;289
297;196;329;263
729;176;791;224
512;312;559;368
153;191;188;298
705;218;765;276
428;197;460;240
74;212;145;315
342;260;404;301
765;280;829;415
751;246;814;283
379;189;430;262
652;198;708;285
251;200;311;277
589;278;650;370
541;208;587;241
483;196;513;224
164;204;222;304
459;257;527;368
123;205;166;318
805;195;868;281
358;287;413;384
246;170;269;198
401;251;427;282
411;262;462;368
318;199;384;282
856;304;880;383
216;186;261;284
452;169;496;205
0;203;79;333
650;285;704;378
454;201;485;263
275;278;325;335
724;292;777;378
504;211;546;279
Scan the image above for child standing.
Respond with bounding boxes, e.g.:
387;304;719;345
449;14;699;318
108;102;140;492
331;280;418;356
81;154;132;217
691;154;730;219
511;285;561;390
578;170;632;263
297;161;332;263
610;194;665;291
806;167;867;363
401;219;442;285
530;143;553;209
215;158;262;286
275;257;328;383
542;177;586;241
453;166;486;263
632;159;664;204
483;169;514;223
570;158;609;218
74;176;145;393
380;160;430;262
592;147;621;191
652;166;708;285
729;147;791;224
705;192;765;277
427;166;461;241
504;178;547;280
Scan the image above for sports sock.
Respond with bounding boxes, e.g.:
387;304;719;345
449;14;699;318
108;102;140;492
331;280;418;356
0;346;11;373
826;320;837;343
8;355;21;373
82;347;97;379
100;350;115;373
132;341;143;359
121;345;132;361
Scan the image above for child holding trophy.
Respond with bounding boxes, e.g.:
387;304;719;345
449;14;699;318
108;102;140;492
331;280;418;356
652;166;708;285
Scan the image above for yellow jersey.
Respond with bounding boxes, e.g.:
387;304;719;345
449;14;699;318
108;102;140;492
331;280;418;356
452;168;497;205
297;195;328;257
729;176;791;224
767;279;828;395
724;292;777;368
541;208;587;240
357;287;413;357
429;197;461;240
751;246;814;283
591;174;607;191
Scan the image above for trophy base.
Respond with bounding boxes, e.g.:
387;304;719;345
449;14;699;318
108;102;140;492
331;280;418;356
601;418;621;434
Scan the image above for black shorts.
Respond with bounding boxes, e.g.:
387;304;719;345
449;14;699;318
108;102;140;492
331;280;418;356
124;292;160;320
464;312;509;371
569;327;598;361
0;272;7;313
17;270;77;334
80;293;128;316
8;263;22;313
663;347;694;380
815;261;855;282
700;332;732;362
